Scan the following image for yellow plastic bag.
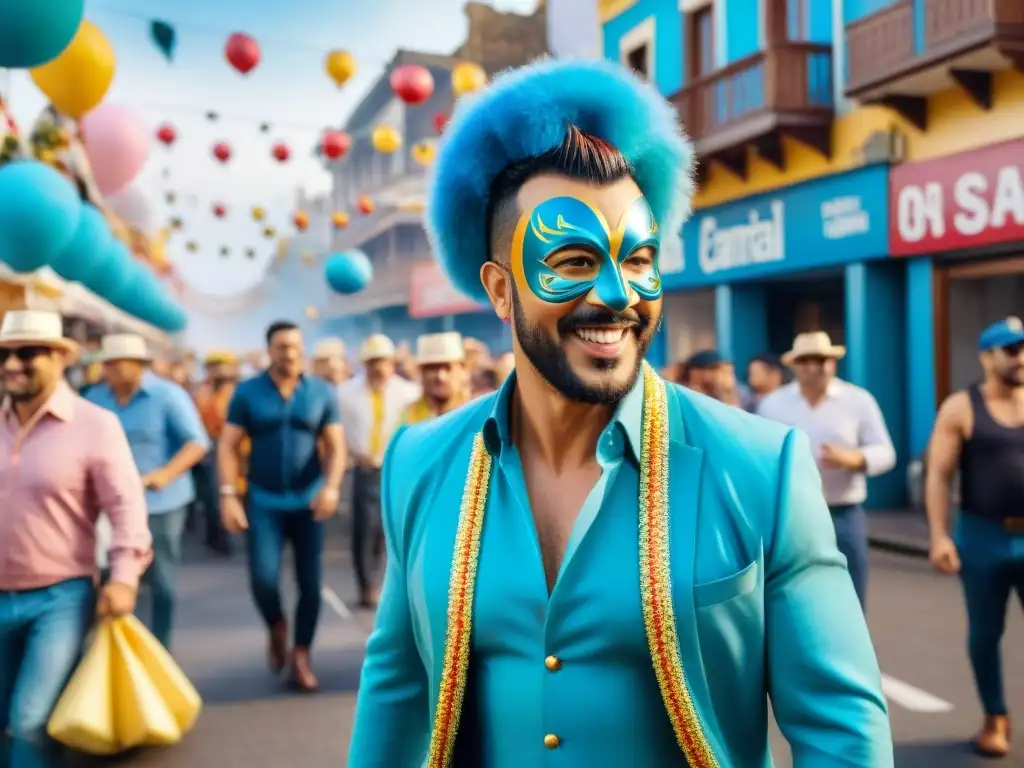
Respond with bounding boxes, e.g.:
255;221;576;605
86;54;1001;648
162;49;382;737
46;621;118;755
117;614;202;737
47;617;203;755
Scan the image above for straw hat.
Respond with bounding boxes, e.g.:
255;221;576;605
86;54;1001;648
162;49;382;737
0;310;78;357
781;332;846;365
96;333;153;363
416;332;466;365
359;334;396;362
312;338;346;360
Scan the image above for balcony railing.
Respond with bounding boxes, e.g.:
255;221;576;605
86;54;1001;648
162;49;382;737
671;42;833;151
846;0;1024;95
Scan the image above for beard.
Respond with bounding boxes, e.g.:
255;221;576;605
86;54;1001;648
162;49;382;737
511;282;658;405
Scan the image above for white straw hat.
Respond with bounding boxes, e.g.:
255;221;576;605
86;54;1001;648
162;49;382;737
359;334;396;362
96;333;153;363
781;332;846;366
416;332;465;365
0;310;78;356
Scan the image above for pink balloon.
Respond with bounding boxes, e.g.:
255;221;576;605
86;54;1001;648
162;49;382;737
80;105;151;197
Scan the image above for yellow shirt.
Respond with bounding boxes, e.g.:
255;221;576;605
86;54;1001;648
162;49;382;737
368;389;385;459
400;396;466;426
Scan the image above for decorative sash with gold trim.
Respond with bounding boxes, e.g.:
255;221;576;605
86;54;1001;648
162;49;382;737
426;362;719;768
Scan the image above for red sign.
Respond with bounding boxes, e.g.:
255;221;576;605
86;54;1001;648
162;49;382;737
408;261;483;318
889;137;1024;256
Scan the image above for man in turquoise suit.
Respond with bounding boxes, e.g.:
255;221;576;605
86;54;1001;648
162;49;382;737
349;59;893;767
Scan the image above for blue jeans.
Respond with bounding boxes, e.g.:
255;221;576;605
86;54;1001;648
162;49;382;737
956;512;1024;716
830;504;869;609
0;578;95;768
246;504;325;648
140;507;187;651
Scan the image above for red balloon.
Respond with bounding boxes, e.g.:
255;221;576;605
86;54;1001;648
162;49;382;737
156;124;176;146
320;130;351;160
356;195;375;215
212;142;231;163
389;64;435;105
213;203;227;218
225;32;261;75
433;112;449;135
271;142;290;162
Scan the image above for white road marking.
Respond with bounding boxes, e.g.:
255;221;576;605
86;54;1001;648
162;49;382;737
881;674;955;713
321;585;353;620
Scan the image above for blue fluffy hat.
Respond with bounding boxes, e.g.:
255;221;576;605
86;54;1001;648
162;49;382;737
426;58;696;303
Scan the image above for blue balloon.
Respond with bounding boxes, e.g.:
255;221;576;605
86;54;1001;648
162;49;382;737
325;249;373;294
50;203;112;284
0;161;82;273
0;0;85;68
84;240;135;305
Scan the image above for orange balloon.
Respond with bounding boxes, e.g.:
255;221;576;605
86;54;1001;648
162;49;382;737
293;211;309;231
331;211;349;229
325;50;356;87
356;195;375;215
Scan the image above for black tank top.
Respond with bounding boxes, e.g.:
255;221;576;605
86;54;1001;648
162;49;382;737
959;383;1024;519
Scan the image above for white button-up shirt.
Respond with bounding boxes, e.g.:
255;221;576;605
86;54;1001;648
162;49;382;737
337;374;421;460
757;379;896;506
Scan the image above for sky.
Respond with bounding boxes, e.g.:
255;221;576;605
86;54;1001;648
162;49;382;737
4;0;539;298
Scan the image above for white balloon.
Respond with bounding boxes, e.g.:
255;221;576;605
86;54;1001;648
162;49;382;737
107;185;156;235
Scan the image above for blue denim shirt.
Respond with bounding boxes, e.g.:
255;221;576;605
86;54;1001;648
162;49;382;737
86;373;210;515
227;372;340;511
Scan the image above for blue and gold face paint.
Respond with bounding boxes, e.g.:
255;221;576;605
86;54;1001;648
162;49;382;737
509;195;662;312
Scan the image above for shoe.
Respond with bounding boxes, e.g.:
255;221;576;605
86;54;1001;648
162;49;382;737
289;647;319;693
268;619;288;674
975;715;1011;757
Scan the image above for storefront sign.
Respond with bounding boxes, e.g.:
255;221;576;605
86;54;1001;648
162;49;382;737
663;164;889;291
890;137;1024;256
408;261;485;318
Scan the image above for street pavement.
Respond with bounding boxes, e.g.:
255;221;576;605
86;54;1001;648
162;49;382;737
107;532;1023;768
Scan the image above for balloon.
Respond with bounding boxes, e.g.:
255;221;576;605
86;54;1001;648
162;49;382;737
212;203;226;218
325;50;356;87
156;124;176;146
271;142;290;162
150;20;176;62
293;211;309;231
356;195;375;215
262;226;276;239
320;130;350;160
325;249;373;294
219;246;230;257
452;62;486;97
83;239;134;304
80;105;150;196
245;247;256;259
433;112;449;135
186;240;198;252
371;125;401;154
0;0;84;68
412;142;436;167
0;161;82;273
169;217;183;230
29;20;115;119
225;32;260;74
390;64;434;105
212;142;231;163
106;186;155;235
49;203;111;283
331;211;349;230
251;206;266;221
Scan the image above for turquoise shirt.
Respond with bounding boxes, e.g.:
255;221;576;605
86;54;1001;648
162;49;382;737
465;372;680;763
87;373;210;515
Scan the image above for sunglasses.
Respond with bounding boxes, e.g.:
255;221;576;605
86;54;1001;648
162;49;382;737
0;346;52;365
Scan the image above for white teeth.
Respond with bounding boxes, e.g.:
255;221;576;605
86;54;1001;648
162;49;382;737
574;328;625;345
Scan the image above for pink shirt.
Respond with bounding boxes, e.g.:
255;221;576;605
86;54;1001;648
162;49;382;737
0;383;152;590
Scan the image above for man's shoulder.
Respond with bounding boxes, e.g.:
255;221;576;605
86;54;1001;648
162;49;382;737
668;382;792;462
756;382;798;413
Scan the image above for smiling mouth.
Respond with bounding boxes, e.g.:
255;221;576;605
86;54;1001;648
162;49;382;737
574;327;629;344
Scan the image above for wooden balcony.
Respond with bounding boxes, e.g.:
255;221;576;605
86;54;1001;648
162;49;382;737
845;0;1024;128
670;42;834;179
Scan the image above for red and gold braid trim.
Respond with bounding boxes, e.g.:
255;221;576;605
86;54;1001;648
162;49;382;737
426;433;492;768
638;363;719;767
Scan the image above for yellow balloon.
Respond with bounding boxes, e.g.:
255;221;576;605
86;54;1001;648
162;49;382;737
371;125;401;154
30;21;116;119
452;62;486;97
251;206;266;222
325;50;356;87
411;141;436;167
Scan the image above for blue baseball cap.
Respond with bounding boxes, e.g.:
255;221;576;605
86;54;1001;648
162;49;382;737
979;317;1024;351
685;349;726;369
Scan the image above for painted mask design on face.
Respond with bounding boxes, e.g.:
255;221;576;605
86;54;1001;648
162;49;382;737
510;195;662;312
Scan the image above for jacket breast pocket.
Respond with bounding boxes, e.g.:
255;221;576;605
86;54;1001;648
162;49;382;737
694;559;759;608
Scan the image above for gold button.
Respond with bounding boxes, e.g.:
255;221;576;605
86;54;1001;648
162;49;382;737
544;733;560;749
544;655;562;671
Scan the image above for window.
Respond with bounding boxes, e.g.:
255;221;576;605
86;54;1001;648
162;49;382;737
619;17;655;82
787;0;810;40
686;5;714;80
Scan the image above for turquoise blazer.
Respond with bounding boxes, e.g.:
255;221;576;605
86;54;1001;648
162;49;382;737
349;377;893;767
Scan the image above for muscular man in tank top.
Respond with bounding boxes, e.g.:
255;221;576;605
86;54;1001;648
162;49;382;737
926;316;1024;759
